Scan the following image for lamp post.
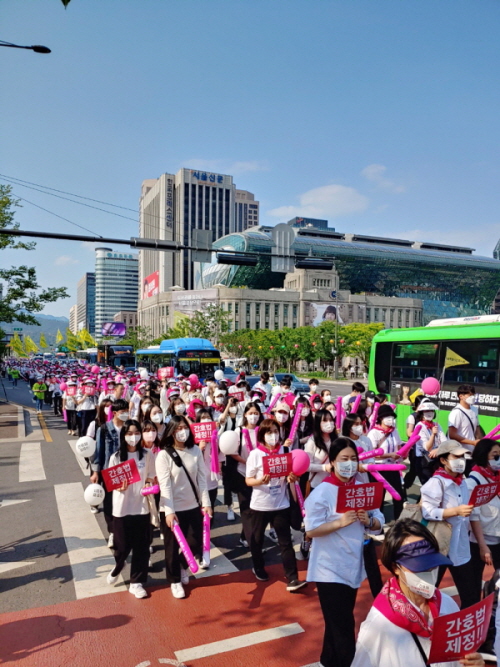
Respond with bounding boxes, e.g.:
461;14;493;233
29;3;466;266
0;40;51;54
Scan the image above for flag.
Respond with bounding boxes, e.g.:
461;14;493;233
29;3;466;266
78;328;96;347
56;329;64;344
10;333;26;357
24;335;39;353
444;347;469;369
65;328;81;352
39;333;48;349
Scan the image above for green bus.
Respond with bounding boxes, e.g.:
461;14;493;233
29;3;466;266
368;315;500;434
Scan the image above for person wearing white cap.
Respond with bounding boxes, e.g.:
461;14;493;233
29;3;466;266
412;401;447;485
63;380;78;435
420;440;479;610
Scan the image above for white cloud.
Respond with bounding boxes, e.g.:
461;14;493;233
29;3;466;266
55;255;79;265
361;164;406;193
181;159;269;176
268;184;369;220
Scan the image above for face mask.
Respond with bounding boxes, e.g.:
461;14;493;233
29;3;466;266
310;385;318;392
141;403;152;413
175;404;186;414
301;407;310;417
352;425;364;436
490;458;500;471
465;396;476;406
200;418;211;423
321;421;335;433
125;434;141;445
367;398;375;406
323;394;331;401
382;417;395;427
229;407;238;414
335;460;358;478
448;458;466;474
264;433;279;446
152;413;163;424
118;412;129;421
403;568;438;600
142;431;156;443
247;414;259;425
215;397;224;404
423;412;435;421
275;412;288;423
104;406;111;416
175;429;189;443
314;403;322;411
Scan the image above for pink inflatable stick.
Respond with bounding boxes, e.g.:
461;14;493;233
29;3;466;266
396;423;423;460
202;510;211;566
485;424;500;439
368;402;380;430
141;484;160;496
172;522;199;574
366;467;402;501
351;393;362;414
266;392;282;417
365;464;406;473
358;447;385;461
295;482;306;518
335;396;343;429
288;405;303;442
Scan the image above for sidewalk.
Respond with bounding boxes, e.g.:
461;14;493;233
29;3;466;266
0;402;24;441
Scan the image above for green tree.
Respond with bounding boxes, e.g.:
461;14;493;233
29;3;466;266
188;304;231;348
120;326;154;351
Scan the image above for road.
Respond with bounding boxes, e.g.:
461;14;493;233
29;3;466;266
0;376;471;667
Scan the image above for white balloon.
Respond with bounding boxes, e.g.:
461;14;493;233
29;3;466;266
218;430;239;455
214;369;225;380
139;368;149;380
75;436;96;458
84;483;105;506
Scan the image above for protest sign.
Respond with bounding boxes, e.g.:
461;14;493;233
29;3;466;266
101;458;141;492
468;482;500;507
190;421;216;444
262;453;292;478
336;482;384;512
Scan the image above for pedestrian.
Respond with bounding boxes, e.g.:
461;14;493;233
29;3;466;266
75;379;98;437
63;380;78;435
32;376;47;413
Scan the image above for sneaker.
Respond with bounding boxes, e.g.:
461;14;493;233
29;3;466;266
67;430;72;435
107;533;114;549
90;506;99;514
239;537;249;548
268;528;278;542
180;568;190;585
160;533;164;540
149;545;153;554
227;507;235;521
129;583;148;599
148;558;153;568
171;582;185;599
198;557;209;570
300;538;310;559
286;579;307;592
107;570;119;585
252;567;269;582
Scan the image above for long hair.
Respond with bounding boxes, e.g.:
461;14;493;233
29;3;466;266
118;419;144;462
160;415;195;450
312;408;337;454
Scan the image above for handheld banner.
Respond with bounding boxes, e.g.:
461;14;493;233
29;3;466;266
262;452;292;478
190;421;216;444
101;458;141;492
158;367;175;380
468;481;500;507
336;482;384;512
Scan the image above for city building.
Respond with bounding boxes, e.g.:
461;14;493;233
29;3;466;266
76;272;95;335
196;219;500;324
138;168;259;296
69;304;78;334
113;310;137;330
94;248;138;340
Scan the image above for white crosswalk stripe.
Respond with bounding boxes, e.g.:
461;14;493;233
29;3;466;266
18;442;45;482
68;438;90;476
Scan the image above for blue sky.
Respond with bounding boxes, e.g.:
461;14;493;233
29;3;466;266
2;0;500;317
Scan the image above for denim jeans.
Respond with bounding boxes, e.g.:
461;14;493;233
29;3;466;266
36;397;44;411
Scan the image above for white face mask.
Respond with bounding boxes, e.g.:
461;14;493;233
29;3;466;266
275;412;288;423
323;394;331;401
229;407;238;414
310;385;318;392
200;418;211;423
490;457;500;471
118;412;129;421
423;412;435;421
175;404;186;414
125;434;141;446
352;425;364;436
335;460;358;478
382;417;395;427
152;413;163;424
367;398;375;406
104;406;111;416
215;397;224;404
403;568;438;600
301;407;310;417
175;428;189;443
142;431;156;443
264;433;279;446
320;421;335;433
313;403;322;411
465;395;476;406
141;403;152;413
247;414;259;425
448;458;466;474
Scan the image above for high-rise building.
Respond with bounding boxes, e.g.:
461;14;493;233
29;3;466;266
69;304;78;334
94;248;138;339
138;168;259;294
76;272;95;335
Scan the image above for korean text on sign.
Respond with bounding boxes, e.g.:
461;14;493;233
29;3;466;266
262;453;292;479
101;458;141;492
468;482;500;507
428;593;494;664
157;367;175;380
336;482;384;513
190;421;216;444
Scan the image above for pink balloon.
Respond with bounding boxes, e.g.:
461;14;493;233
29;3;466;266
421;377;441;395
291;448;310;476
188;373;199;388
91;365;100;374
60;382;67;391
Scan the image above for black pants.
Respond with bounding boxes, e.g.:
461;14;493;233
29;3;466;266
415;456;433;486
208;487;218;513
363;539;383;598
111;514;150;584
221;461;235;506
232;472;253;544
404;447;417;489
249;507;297;582
44;390;53;406
78;408;96;437
53;394;62;415
102;482;114;534
316;582;357;667
437;558;481;610
66;409;77;431
160;507;203;584
470;541;500;598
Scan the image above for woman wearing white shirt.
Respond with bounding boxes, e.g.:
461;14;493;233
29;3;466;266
245;418;306;592
352;519;484;667
413;401;447;485
305;409;337;490
155;415;212;599
421;441;479;610
76;379;98;437
107;419;156;599
144;404;166;441
305;437;384;667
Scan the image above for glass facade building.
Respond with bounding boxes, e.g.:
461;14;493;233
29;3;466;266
76;272;95;335
198;225;500;324
94;248;138;339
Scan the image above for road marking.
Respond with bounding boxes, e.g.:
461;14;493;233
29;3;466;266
38;414;52;442
54;482;126;599
194;543;238;579
68;439;90;476
174;622;305;662
0;561;35;575
0;499;31;509
19;442;46;482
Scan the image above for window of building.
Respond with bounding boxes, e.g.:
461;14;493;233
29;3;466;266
405;309;411;327
255;303;260;316
166;306;169;316
382;308;387;322
374;308;379;322
246;303;251;315
274;304;279;319
292;305;298;319
228;303;232;313
265;304;270;317
235;321;239;331
348;305;353;319
235;303;239;315
283;304;288;319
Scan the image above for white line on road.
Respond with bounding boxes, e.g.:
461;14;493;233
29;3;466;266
0;499;31;509
68;439;90;476
174;622;304;662
19;442;46;482
54;482;126;599
0;561;35;575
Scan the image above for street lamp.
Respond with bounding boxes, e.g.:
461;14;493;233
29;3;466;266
0;40;51;54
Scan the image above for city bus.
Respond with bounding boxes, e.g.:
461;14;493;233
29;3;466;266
97;344;135;369
369;315;500;435
75;348;98;365
136;338;223;378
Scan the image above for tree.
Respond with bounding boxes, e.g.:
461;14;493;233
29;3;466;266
0;185;69;325
120;326;154;351
188;304;231;348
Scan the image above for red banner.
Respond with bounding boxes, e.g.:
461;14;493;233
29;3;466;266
428;594;494;664
190;421;216;444
336;482;384;512
158;367;175;380
66;385;77;396
468;481;500;507
83;386;96;396
262;453;292;478
101;458;141;492
142;270;159;299
231;390;246;402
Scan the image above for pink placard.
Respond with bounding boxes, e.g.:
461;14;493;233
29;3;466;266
101;458;141;492
468;481;500;507
66;385;77;396
336;482;384;512
190;421;216;444
262;452;292;478
84;386;96;396
231;390;245;402
428;594;494;664
158;367;175;380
